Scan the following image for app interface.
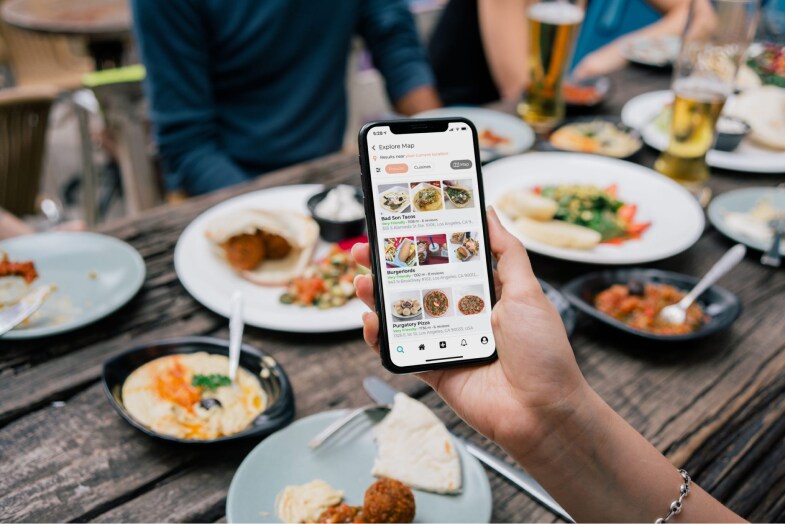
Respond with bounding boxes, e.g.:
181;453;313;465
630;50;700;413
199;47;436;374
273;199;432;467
367;123;496;368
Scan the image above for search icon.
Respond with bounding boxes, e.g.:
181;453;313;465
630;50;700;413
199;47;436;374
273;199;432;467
396;345;405;353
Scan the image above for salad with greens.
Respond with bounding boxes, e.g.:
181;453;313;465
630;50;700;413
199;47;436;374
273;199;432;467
535;184;650;243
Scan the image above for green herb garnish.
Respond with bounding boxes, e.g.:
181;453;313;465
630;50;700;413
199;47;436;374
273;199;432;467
191;374;231;390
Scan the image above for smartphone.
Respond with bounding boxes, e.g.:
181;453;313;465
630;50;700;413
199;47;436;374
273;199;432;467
358;118;497;374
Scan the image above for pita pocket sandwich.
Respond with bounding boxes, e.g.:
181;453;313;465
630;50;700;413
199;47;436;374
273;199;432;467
372;393;462;494
725;86;785;151
205;209;318;286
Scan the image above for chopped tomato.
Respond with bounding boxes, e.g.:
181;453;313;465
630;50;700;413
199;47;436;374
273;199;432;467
617;203;637;223
605;184;618;198
293;277;326;304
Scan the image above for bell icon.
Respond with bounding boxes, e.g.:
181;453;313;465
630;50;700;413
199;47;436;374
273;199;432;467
460;339;467;346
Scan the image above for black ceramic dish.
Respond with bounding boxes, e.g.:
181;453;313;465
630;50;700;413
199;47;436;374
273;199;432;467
564;76;611;109
102;336;295;444
546;116;643;160
561;269;742;342
307;186;366;242
713;116;751;152
539;278;577;338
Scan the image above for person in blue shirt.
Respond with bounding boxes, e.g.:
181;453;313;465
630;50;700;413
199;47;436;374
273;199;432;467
131;0;441;197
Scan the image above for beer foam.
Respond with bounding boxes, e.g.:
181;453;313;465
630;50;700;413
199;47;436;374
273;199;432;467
527;2;585;25
673;77;732;102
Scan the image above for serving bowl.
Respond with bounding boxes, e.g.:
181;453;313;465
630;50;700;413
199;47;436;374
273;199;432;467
564;75;611;108
102;336;295;444
307;186;366;242
561;269;742;342
713;116;751;152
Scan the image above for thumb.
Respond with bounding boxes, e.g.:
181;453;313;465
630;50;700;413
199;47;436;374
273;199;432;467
486;207;542;300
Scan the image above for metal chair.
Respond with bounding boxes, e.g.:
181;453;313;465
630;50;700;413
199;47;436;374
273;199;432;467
0;84;57;216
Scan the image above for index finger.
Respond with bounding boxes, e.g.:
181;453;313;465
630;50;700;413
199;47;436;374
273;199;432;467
351;242;371;269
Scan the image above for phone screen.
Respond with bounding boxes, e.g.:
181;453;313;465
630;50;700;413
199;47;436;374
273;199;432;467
362;120;496;372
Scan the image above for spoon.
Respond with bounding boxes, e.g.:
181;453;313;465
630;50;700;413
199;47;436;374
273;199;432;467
761;218;785;268
657;244;746;326
228;290;243;382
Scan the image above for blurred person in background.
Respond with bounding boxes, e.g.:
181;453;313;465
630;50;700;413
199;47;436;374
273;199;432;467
429;0;703;105
132;0;441;198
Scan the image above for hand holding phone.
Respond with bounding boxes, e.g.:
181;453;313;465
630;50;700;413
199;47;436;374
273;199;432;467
359;118;497;373
351;207;584;451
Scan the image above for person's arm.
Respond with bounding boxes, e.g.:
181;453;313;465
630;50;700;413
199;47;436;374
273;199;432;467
477;0;530;101
351;210;744;523
131;0;248;196
357;0;441;115
572;0;709;79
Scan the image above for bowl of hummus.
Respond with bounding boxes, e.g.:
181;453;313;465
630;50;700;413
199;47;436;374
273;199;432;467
102;336;294;444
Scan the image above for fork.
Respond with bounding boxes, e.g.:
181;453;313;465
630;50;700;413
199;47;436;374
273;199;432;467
761;218;785;268
308;404;390;449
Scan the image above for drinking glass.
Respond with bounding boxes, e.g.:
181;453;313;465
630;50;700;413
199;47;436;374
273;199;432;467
517;0;586;132
654;0;759;192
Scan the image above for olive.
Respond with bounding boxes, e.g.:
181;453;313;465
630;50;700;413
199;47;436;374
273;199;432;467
628;280;645;296
199;398;222;410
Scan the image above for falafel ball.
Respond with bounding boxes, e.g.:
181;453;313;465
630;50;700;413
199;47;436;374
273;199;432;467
362;478;415;523
317;503;364;523
222;233;266;271
261;231;292;260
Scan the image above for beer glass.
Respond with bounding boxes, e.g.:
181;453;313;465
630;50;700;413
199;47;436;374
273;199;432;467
654;0;759;191
517;0;586;132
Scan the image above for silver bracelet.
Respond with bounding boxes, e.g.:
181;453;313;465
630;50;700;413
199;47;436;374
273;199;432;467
655;469;691;524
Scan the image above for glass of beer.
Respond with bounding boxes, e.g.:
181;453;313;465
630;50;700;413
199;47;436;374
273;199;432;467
654;0;759;192
518;0;585;132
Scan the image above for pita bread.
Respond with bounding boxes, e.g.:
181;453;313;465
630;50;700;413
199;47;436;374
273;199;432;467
204;209;318;286
371;393;462;494
724;86;785;151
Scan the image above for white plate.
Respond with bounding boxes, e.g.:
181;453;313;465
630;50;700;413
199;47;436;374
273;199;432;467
621;90;785;173
414;107;535;162
707;187;785;254
174;185;366;333
482;153;705;265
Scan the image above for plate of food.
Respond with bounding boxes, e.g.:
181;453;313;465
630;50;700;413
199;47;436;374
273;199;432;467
707;187;785;254
385;237;417;268
0;232;145;339
226;393;492;523
620;35;680;68
483;153;704;265
442;181;474;210
411;182;444;213
174;185;368;333
548;117;642;158
746;42;785;88
413;107;535;162
391;297;423;321
102;336;294;443
448;232;481;263
378;185;411;215
621;88;785;173
562;269;741;342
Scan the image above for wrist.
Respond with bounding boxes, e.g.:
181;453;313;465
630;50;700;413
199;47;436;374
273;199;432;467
497;378;607;470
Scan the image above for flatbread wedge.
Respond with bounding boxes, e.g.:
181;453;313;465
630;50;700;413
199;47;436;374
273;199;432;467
372;393;462;494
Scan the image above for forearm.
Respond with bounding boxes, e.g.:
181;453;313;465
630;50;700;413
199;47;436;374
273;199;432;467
504;383;743;522
478;0;529;100
393;85;441;115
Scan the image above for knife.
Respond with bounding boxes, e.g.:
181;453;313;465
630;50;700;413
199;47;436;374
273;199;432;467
0;285;53;337
362;376;574;523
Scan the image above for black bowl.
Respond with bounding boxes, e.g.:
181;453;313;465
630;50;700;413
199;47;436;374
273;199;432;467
547;116;643;160
714;116;751;152
561;269;742;342
102;336;295;444
539;278;577;338
564;76;611;108
307;186;366;242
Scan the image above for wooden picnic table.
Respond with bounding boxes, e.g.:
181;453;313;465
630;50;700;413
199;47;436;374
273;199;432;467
2;65;785;523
